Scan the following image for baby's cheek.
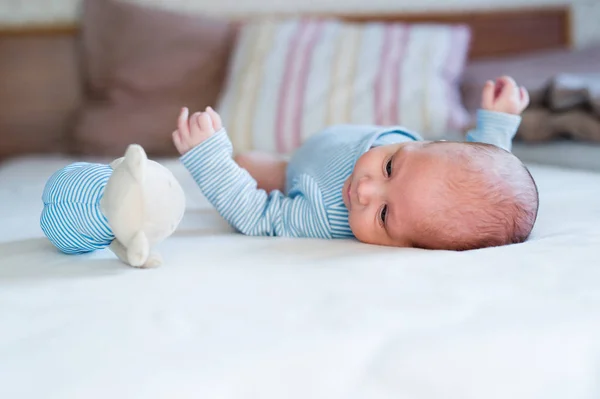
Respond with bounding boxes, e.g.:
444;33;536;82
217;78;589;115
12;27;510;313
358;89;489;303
347;211;362;236
348;211;376;244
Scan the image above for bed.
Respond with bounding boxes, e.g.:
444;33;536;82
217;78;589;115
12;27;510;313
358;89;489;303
2;3;600;399
2;153;600;399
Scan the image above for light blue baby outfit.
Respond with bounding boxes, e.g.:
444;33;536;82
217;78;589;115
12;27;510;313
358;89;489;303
180;109;522;239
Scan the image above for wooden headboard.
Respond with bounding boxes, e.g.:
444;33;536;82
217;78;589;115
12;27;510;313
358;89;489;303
0;5;572;60
336;6;572;59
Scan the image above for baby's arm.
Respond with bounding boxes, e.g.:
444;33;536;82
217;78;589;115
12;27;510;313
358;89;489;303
465;109;522;152
174;108;331;238
234;152;288;193
465;76;530;152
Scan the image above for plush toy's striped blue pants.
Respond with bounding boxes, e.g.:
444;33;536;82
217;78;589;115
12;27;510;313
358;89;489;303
40;162;115;254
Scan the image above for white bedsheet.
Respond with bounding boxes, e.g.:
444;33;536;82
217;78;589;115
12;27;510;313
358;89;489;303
1;155;600;399
513;140;600;172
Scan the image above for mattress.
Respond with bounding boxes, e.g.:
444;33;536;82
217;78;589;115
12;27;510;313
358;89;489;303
1;154;600;399
513;140;600;172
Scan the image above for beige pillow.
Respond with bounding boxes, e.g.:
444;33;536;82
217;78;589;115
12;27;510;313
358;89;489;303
72;0;237;157
217;18;472;155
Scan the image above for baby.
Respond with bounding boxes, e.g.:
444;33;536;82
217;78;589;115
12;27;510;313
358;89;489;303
172;76;539;251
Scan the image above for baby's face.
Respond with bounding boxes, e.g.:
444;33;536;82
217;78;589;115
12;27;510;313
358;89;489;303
342;141;461;247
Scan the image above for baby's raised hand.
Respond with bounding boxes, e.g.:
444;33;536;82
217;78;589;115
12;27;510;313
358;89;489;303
481;76;530;115
172;106;222;155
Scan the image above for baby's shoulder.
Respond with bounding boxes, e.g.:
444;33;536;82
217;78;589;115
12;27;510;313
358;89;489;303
286;125;375;192
308;124;383;143
294;124;377;158
292;126;367;163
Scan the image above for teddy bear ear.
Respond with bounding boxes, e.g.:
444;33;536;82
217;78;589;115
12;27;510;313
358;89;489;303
109;157;124;170
123;144;147;183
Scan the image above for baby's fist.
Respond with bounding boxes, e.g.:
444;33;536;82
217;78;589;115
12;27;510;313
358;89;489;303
481;76;530;115
172;106;222;155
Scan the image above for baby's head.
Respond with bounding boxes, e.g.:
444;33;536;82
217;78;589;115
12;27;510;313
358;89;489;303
342;140;539;250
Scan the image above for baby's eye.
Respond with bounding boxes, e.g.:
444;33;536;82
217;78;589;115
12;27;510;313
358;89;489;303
385;159;392;177
380;205;388;225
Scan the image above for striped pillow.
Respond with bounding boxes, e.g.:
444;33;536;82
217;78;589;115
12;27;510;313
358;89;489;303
217;18;471;155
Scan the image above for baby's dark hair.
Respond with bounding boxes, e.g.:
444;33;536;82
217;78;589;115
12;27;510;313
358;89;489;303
412;142;539;251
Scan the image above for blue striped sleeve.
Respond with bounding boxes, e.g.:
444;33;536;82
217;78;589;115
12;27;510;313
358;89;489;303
466;109;522;152
180;129;332;239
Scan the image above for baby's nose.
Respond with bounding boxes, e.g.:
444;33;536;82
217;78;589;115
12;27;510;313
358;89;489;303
356;177;379;206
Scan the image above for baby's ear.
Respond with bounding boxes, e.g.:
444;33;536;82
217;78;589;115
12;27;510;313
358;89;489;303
123;144;147;183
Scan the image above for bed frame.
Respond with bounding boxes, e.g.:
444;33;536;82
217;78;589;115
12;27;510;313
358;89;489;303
337;6;572;59
0;5;572;59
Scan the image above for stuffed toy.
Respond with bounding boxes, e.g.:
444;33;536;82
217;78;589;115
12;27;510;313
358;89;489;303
40;144;186;268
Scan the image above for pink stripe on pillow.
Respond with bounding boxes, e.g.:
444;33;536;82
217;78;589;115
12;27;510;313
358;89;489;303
275;22;307;153
445;26;471;132
293;21;325;150
374;24;393;126
389;26;410;125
